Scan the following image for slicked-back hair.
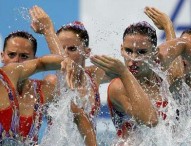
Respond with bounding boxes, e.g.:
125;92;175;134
3;31;37;55
181;29;191;37
56;21;89;47
123;21;157;48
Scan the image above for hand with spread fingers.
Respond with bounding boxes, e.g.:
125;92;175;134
29;5;54;34
61;57;82;90
90;55;127;78
144;7;171;29
144;6;176;40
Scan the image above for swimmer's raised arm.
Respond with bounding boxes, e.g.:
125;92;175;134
29;5;63;55
157;38;191;70
144;7;184;84
144;6;176;40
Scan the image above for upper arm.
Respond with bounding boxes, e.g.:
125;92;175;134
19;55;63;80
163;16;176;41
158;38;187;70
11;59;40;81
108;79;158;126
71;102;90;126
108;80;132;114
71;102;97;146
167;56;184;85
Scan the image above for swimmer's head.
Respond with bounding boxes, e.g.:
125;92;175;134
180;29;191;42
121;21;157;76
56;21;89;47
56;21;91;66
3;31;37;55
123;21;157;49
2;31;37;65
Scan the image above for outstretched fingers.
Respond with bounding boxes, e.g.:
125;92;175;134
150;7;162;16
144;7;157;21
90;55;111;68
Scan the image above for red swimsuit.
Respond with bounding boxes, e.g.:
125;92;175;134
0;69;44;145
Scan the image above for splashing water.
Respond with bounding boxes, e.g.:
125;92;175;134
110;58;191;146
34;44;191;146
16;7;31;22
40;71;93;146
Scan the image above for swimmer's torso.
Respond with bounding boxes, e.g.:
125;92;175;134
0;70;44;145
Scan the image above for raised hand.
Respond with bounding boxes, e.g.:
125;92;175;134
29;5;54;34
61;58;83;90
144;6;176;40
144;7;171;30
90;55;127;78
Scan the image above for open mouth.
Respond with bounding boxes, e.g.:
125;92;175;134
129;65;139;74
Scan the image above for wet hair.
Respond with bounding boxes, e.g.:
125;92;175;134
56;21;89;47
123;21;157;48
3;31;37;55
181;29;191;36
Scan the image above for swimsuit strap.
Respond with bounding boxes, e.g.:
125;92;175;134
25;79;44;143
107;78;119;117
85;70;99;94
31;79;44;111
85;70;100;118
0;69;18;109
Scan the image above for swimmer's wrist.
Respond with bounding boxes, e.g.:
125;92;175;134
43;25;55;35
119;68;129;78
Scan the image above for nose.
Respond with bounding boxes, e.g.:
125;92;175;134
62;47;69;56
128;60;138;66
131;53;138;60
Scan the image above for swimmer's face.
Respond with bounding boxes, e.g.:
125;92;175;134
121;34;154;77
1;37;35;65
57;30;90;65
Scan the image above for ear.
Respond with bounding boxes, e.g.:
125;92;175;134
121;44;125;57
1;52;4;63
84;47;91;59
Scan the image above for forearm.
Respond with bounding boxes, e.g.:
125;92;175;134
77;118;97;146
119;70;158;126
30;6;63;55
74;112;97;146
44;29;63;55
37;54;63;72
164;22;176;41
18;55;63;80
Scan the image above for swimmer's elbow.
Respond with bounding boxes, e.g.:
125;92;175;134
146;113;158;127
147;119;158;127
